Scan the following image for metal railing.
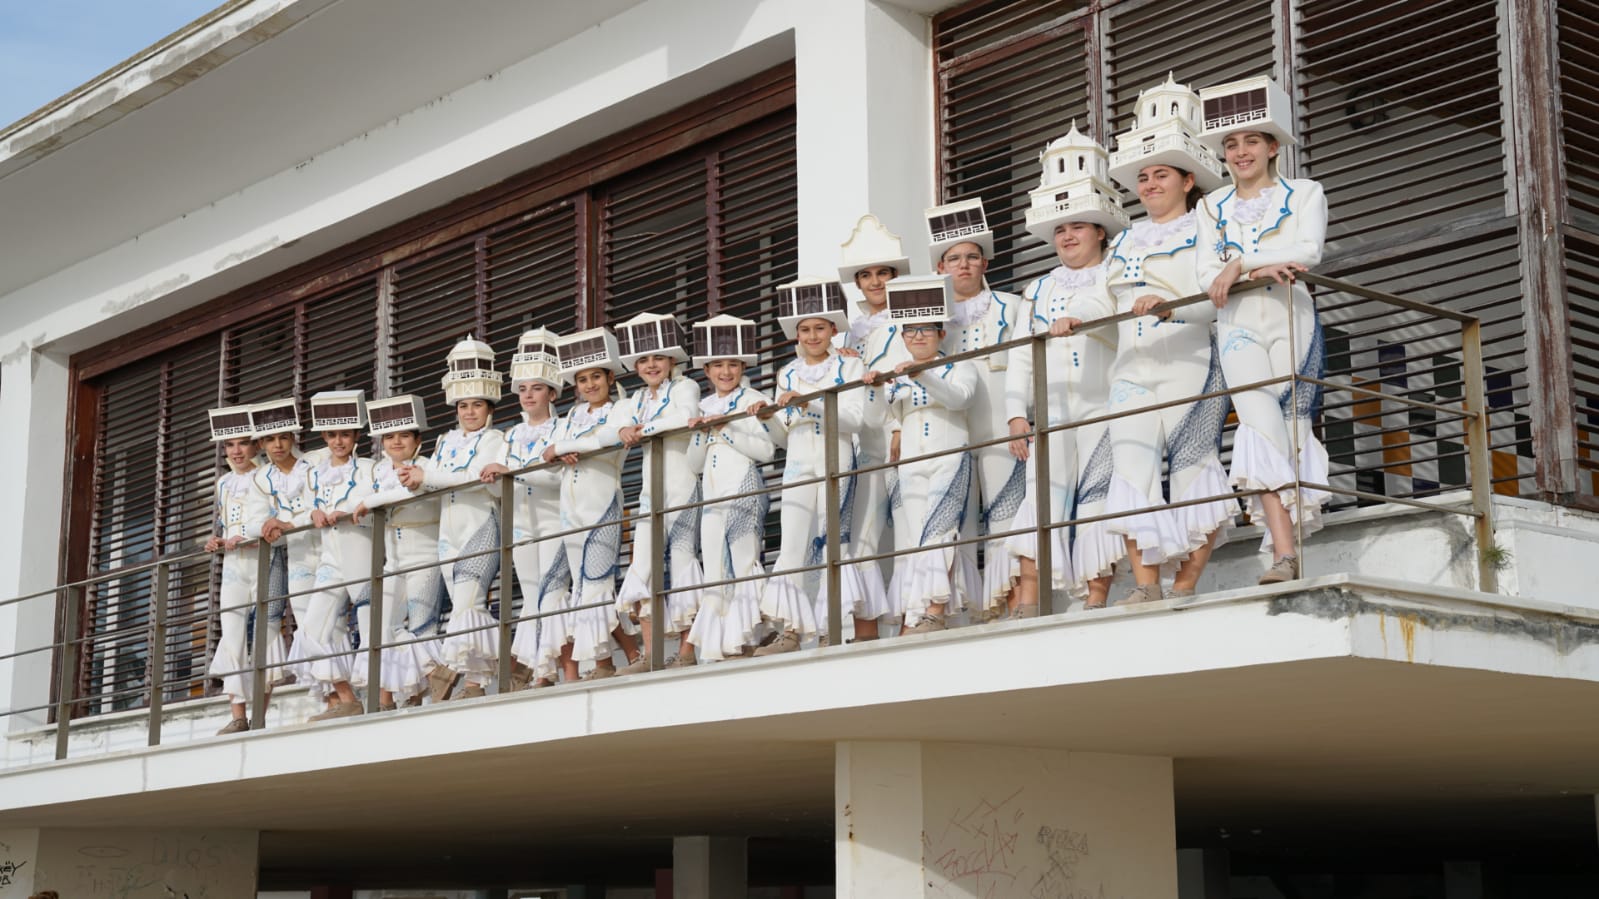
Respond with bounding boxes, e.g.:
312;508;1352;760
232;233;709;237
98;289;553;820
0;273;1500;762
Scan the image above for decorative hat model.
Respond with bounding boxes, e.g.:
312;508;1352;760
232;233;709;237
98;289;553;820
775;277;852;339
885;274;957;326
309;390;367;431
208;405;256;442
1108;73;1227;192
838;214;912;291
614;313;690;368
442;336;503;404
925;197;994;269
556;327;626;382
692;314;761;368
1024;121;1129;244
249;397;302;437
367;394;428;436
1197;75;1296;151
510;327;563;389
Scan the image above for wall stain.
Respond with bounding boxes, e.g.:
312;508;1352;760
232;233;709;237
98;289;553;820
102;275;191;316
1267;588;1599;656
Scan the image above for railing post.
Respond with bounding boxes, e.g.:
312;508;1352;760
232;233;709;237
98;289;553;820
1289;289;1306;573
823;390;843;643
54;584;82;761
648;435;667;670
1030;335;1053;615
147;563;168;747
250;541;272;731
366;507;387;713
496;478;515;693
1461;318;1499;593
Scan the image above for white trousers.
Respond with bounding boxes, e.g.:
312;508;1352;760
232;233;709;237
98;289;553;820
355;523;444;697
686;463;769;661
437;500;501;678
209;548;260;704
303;521;373;688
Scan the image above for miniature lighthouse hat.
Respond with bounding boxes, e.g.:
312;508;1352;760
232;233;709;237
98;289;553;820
367;394;427;436
614;313;690;369
1024;122;1129;244
838;214;912;288
249;397;302;437
208;405;256;443
885;274;956;327
776;277;851;339
1108;73;1227;192
1197;75;1297;152
556;327;626;383
441;336;503;404
692;314;760;368
510;327;563;390
309;390;367;431
925;198;995;269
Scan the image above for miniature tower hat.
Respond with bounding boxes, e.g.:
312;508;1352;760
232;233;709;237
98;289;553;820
885;274;956;327
775;277;851;339
309;390;367;431
1197;75;1297;152
1108;73;1227;192
367;394;428;436
442;336;503;404
249;397;302;437
838;214;913;288
692;314;760;368
614;313;690;369
925;198;995;269
510;327;563;390
1024;122;1129;244
208;405;256;443
556;327;626;383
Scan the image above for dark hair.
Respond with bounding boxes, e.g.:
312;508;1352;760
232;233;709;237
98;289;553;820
1169;166;1204;210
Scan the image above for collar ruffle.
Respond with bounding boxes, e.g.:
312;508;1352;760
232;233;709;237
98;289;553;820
1121;211;1196;253
1231;187;1280;226
951;292;990;326
1050;261;1105;290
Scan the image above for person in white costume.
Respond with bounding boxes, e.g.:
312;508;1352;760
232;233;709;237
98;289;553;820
1004;124;1127;613
836;214;913;636
1101;75;1239;604
869;276;983;632
397;337;506;700
609;314;704;673
253;398;323;697
480;329;573;687
353;395;447;708
682;316;775;661
925;199;1034;617
538;328;640;680
1194;77;1331;584
205;406;272;736
751;279;882;654
303;391;380;721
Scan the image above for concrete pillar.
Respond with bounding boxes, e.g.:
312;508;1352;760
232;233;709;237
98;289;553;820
1177;848;1230;899
836;741;1177;899
0;826;257;897
673;835;746;899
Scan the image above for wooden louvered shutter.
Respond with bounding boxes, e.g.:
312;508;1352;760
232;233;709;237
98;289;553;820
302;278;380;452
389;241;484;450
1561;1;1599;498
483;201;582;429
934;1;1092;290
1568;236;1599;498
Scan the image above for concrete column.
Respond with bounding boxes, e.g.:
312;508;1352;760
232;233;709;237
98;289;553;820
673;835;746;899
836;741;1177;899
0;827;257;897
1177;848;1230;899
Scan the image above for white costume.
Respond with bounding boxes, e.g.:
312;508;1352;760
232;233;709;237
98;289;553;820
502;412;567;677
250;398;323;693
615;374;704;631
543;397;627;670
423;425;506;679
304;452;379;689
207;456;272;705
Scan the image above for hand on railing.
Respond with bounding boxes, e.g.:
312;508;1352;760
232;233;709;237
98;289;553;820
1130;296;1170;320
204;535;247;553
1048;316;1083;336
1007;418;1031;461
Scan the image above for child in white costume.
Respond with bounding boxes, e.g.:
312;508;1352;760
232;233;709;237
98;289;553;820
612;314;705;671
1194;77;1330;584
1102;75;1238;604
1004;125;1126;612
205;406;272;736
398;337;506;700
752;280;882;654
252;398;322;695
353;395;447;708
926;199;1035;616
682;316;774;661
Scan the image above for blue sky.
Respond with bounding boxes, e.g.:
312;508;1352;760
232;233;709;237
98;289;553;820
0;0;221;128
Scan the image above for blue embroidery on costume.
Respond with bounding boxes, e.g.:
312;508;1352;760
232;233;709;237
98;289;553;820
1168;336;1232;471
922;452;974;544
983;458;1028;531
1219;328;1259;355
579;493;623;583
1278;317;1325;420
1076;431;1114;509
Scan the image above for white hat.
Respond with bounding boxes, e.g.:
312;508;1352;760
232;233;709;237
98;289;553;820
1198;75;1296;152
442;336;503;404
692;314;760;368
249;398;302;437
556;328;626;383
1108;73;1227;192
776;277;851;339
614;313;690;369
925;198;995;269
367;395;427;436
208;405;256;443
309;390;367;431
885;274;956;327
510;327;563;390
1024;122;1129;244
838;214;912;289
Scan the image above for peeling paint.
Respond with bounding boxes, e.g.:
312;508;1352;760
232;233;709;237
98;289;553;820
101;274;191;316
1268;588;1599;655
212;236;281;271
